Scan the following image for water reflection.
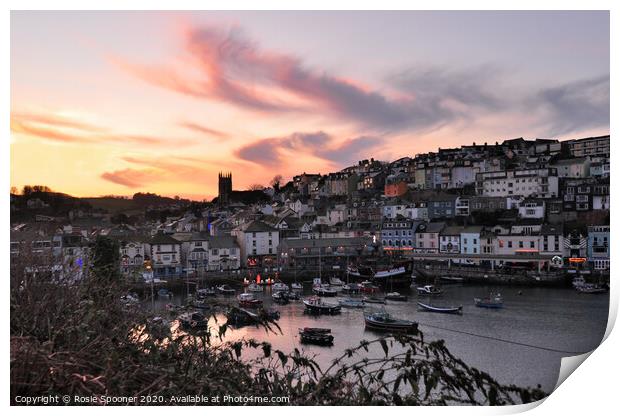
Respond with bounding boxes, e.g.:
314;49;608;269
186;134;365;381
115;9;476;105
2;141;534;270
145;283;608;391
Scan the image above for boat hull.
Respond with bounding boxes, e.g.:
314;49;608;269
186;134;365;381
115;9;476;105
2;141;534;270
417;302;462;314
364;317;418;333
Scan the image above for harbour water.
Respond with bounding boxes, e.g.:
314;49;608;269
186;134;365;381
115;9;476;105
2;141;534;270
151;283;609;393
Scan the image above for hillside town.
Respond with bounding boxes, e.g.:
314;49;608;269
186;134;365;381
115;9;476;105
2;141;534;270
10;135;610;286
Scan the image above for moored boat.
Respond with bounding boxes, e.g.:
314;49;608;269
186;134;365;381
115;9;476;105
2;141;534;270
342;283;361;294
272;291;290;304
338;298;366;308
417;301;463;315
299;327;334;346
217;284;236;295
474;293;503;308
313;284;338;297
364;311;418;333
329;277;345;287
272;282;289;292
238;293;262;307
439;276;465;284
157;288;172;297
385;292;408;301
362;296;386;304
291;282;303;291
178;311;209;330
576;284;608;294
417;285;443;296
246;283;263;292
303;296;341;314
196;288;217;298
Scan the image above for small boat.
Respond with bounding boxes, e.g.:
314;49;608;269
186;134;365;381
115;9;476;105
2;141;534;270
474;293;503;308
576;284;608;294
572;276;587;289
157;288;172;297
238;293;262;307
272;291;290;304
303;296;341;314
363;296;386;304
196;288;216;298
299;327;334;346
439;276;465;284
364;311;417;333
217;284;236;295
360;281;380;294
329;277;345;287
192;299;211;310
178;312;209;330
313;284;338;297
272;282;289;292
338;298;365;308
246;283;263;292
226;307;259;326
385;292;408;301
291;282;303;291
342;283;361;294
417;285;443;296
417;301;463;315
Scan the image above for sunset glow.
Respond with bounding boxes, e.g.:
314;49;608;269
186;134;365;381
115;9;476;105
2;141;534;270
11;11;609;200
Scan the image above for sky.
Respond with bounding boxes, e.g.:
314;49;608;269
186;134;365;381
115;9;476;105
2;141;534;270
10;11;610;200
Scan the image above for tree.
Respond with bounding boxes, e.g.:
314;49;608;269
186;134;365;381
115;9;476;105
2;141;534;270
271;174;283;192
90;236;120;280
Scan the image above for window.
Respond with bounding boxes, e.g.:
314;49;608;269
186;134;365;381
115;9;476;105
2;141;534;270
508;241;513;248
530;241;535;249
195;241;202;247
269;240;272;246
252;240;256;246
519;241;524;248
212;249;218;255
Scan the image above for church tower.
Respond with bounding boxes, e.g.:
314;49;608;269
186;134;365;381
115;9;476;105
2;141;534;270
218;172;232;206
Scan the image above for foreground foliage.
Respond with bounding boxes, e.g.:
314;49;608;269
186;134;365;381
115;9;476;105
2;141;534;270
10;250;546;405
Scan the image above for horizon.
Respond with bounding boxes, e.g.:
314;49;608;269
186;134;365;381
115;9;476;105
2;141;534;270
11;11;610;200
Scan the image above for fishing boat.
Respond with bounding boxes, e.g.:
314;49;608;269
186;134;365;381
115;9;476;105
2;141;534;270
342;283;361;294
272;291;290;304
246;283;263;292
291;282;303;291
299;327;334;346
338;298;366;308
362;296;386;304
439;276;465;284
417;285;443;296
157;288;172;297
364;311;418;333
329;277;345;287
178;312;209;330
217;284;236;295
417;301;463;315
196;288;216;298
303;296;341;314
238;293;262;307
360;281;380;294
313;284;338;297
385;292;408;301
474;293;503;308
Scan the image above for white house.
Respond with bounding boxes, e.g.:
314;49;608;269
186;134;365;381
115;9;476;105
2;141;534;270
460;226;483;256
231;220;280;267
147;232;182;278
518;199;545;219
207;236;241;271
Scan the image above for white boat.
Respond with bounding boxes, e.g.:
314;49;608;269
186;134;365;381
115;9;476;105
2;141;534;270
247;283;263;292
313;284;338;297
417;285;443;296
439;276;465;283
291;282;303;291
272;282;289;292
329;277;345;286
